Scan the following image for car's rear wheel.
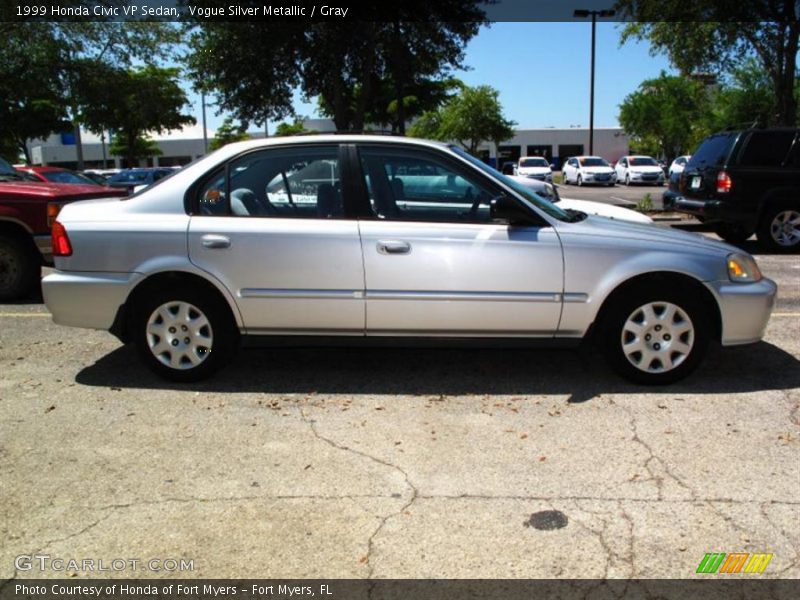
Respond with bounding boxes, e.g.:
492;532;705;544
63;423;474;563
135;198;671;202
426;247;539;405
757;203;800;252
0;236;39;301
133;286;238;382
601;287;711;385
713;222;753;245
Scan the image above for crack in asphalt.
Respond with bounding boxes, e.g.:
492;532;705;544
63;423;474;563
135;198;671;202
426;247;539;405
760;501;800;576
298;408;418;580
623;406;695;501
1;510;114;584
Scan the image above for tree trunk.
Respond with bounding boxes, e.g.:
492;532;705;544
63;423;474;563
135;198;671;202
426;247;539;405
775;21;798;126
391;22;406;136
73;121;84;170
352;25;376;132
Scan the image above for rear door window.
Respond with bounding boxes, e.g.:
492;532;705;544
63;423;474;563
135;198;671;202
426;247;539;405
737;131;795;167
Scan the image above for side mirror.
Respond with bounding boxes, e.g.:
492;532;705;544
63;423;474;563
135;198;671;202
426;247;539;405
490;195;538;225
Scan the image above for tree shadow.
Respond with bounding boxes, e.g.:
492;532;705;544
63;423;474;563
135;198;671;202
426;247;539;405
75;341;800;404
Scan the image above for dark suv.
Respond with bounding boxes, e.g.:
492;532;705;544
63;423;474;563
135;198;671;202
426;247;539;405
668;128;800;251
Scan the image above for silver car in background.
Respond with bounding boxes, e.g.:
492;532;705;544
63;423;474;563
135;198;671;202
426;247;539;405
43;136;776;384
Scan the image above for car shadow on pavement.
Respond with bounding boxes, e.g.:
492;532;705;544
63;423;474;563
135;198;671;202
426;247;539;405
75;341;800;404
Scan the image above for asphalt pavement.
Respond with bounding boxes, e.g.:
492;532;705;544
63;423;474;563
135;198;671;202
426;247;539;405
1;236;798;579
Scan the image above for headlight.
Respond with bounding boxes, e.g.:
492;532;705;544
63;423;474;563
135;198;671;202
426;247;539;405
727;253;762;282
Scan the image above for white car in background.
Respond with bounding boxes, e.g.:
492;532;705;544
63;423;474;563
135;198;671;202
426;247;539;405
508;176;653;224
515;156;553;182
615;155;666;186
669;155;691;177
562;156;616;186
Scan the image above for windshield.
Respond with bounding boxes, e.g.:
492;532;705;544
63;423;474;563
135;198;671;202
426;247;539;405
43;171;98;185
0;158;26;181
580;157;609;167
519;158;548;168
449;145;572;222
629;157;658;166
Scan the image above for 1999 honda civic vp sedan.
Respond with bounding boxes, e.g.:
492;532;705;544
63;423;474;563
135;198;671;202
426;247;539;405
43;136;777;384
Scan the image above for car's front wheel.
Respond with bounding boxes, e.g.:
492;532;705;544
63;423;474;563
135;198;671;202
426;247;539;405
757;203;800;252
133;286;238;382
601;288;711;385
577;175;583;186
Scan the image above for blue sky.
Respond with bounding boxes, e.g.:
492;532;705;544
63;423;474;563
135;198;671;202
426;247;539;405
185;22;674;136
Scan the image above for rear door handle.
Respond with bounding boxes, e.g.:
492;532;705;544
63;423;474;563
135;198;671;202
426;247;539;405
201;234;231;249
377;240;411;255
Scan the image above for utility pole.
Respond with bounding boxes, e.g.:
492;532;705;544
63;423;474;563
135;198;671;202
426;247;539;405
574;8;615;155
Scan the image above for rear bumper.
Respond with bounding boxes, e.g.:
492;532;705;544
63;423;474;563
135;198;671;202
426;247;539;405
708;278;777;345
42;271;138;330
668;197;756;228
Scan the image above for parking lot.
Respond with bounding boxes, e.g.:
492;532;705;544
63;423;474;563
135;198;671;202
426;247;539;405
557;179;669;209
1;233;798;579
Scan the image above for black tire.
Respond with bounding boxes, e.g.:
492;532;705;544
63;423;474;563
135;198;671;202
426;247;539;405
713;222;753;245
577;175;583;187
625;174;631;186
757;202;800;253
0;236;40;301
132;285;239;382
599;284;711;385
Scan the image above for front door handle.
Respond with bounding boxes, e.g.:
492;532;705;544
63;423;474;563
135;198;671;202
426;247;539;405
377;240;411;255
201;234;231;249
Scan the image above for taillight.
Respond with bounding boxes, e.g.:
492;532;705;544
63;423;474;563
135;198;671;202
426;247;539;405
52;221;73;257
717;170;732;193
46;202;62;227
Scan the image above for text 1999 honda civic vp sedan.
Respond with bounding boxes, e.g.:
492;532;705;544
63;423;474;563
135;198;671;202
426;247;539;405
43;136;777;384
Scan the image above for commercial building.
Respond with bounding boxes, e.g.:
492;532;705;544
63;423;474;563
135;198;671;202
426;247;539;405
477;127;630;170
25;123;629;170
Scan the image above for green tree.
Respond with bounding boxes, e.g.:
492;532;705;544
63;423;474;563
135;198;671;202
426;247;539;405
108;135;162;166
0;24;69;162
410;85;516;156
186;2;486;132
209;117;249;151
618;73;709;161
81;66;195;167
616;1;800;126
274;120;314;137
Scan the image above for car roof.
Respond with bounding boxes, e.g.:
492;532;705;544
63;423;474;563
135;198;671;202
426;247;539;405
220;134;449;154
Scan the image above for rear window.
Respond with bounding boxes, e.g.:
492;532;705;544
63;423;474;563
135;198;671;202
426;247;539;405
738;131;795;167
688;133;737;168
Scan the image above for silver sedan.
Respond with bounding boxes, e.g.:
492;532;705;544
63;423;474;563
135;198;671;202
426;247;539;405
43;136;777;384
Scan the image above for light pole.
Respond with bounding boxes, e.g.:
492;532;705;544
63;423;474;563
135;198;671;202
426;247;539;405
574;8;614;156
201;90;208;154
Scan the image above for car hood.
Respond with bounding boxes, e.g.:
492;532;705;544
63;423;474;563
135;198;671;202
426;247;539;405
580;166;614;174
518;167;551;175
558;198;652;224
558;213;736;256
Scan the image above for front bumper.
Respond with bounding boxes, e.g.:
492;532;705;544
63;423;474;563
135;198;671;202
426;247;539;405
42;271;139;330
708;277;777;345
